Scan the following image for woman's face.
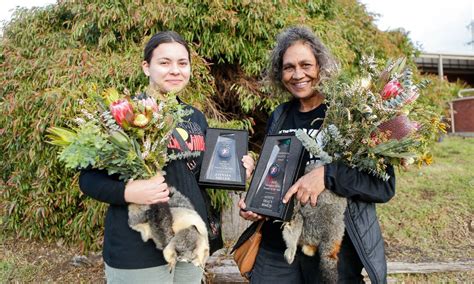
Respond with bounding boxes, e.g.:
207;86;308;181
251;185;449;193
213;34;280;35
281;42;320;100
142;42;191;94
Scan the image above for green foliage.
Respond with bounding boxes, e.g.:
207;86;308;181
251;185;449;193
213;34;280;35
1;0;450;249
55;122;109;169
417;75;468;117
205;189;234;211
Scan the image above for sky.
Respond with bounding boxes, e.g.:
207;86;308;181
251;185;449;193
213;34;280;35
360;0;474;54
1;0;474;54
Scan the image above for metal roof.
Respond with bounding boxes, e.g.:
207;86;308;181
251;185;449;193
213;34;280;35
415;52;474;75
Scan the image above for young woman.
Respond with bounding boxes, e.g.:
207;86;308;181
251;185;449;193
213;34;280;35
237;26;396;284
80;31;254;283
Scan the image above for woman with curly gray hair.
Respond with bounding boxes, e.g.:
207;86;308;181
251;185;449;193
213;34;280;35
235;26;395;284
267;26;337;94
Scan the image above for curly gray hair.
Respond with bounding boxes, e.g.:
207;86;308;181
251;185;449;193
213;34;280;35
267;26;337;91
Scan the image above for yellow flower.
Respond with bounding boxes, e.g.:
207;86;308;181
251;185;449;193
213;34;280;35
438;122;447;133
133;114;150;128
418;152;433;167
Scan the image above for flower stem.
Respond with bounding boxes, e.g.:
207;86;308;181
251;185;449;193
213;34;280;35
143;162;154;177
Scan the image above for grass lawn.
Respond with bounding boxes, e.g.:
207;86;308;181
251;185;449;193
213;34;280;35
379;135;474;281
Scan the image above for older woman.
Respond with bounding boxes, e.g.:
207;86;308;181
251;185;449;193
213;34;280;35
236;26;396;284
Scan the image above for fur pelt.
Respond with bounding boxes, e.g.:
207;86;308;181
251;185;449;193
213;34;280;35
128;186;209;271
163;207;209;269
282;163;347;283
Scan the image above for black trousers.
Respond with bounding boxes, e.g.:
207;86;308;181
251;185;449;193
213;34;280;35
250;232;364;284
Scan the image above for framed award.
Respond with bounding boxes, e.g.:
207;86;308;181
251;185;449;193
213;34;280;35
199;128;248;190
244;134;305;220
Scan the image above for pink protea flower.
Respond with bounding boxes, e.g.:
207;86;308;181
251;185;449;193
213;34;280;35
378;115;416;140
140;97;159;112
381;79;403;100
110;99;134;127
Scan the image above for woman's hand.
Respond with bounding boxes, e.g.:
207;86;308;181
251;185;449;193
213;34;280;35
238;198;265;222
282;166;325;207
124;173;170;205
242;154;255;180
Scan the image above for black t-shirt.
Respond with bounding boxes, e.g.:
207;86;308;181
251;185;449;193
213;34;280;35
164;115;208;227
251;101;396;281
261;101;327;250
79;103;210;269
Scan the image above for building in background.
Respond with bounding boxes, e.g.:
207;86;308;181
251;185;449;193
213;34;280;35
415;53;474;86
415;53;474;135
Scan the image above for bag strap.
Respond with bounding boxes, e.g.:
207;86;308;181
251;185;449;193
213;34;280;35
268;100;294;135
255;219;264;232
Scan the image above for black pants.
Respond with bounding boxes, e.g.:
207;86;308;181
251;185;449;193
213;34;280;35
250;232;364;284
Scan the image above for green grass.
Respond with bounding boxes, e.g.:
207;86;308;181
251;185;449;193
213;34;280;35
0;248;46;283
0;233;45;283
378;136;474;262
0;235;105;283
389;271;474;283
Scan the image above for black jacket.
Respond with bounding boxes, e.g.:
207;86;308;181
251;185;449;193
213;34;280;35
79;102;223;269
234;101;395;283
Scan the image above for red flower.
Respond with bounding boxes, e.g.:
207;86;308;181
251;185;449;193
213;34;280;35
381;79;403;100
110;99;134;127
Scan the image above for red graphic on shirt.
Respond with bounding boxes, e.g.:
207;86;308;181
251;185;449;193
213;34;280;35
167;122;206;152
168;134;205;151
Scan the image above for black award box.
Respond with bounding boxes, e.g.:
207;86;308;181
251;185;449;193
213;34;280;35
199;128;248;190
244;134;305;221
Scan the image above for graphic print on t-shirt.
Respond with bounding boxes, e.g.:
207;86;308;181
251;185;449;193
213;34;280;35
278;128;325;166
168;121;206;152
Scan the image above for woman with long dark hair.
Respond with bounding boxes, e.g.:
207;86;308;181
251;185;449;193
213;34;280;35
79;31;254;283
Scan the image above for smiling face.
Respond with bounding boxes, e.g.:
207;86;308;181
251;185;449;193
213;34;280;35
281;41;320;100
142;42;191;94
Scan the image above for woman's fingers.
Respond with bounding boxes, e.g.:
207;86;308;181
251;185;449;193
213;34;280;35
242;155;255;179
149;188;170;204
240;210;263;221
310;192;319;207
238;198;264;221
150;173;165;183
238;198;246;209
283;182;299;203
151;196;170;204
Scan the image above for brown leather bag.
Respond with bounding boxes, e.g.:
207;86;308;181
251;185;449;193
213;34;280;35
233;220;264;279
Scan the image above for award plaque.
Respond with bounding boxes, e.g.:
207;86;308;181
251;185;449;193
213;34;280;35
244;134;305;221
199;128;248;190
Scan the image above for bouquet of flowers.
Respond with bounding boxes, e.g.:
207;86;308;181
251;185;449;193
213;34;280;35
47;87;211;269
296;56;445;180
47;86;195;180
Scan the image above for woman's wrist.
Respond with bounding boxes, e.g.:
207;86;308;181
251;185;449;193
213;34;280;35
123;180;134;203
